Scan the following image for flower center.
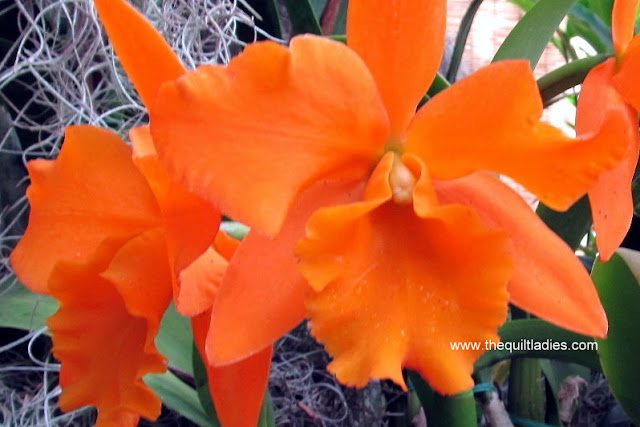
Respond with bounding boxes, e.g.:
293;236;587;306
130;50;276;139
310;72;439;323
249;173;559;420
389;154;417;205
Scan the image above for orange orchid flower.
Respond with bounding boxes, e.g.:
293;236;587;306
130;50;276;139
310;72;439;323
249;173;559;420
10;0;271;425
149;0;629;394
577;0;640;261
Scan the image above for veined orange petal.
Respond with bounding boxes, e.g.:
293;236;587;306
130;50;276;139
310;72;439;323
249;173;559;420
436;172;608;338
151;35;388;236
208;177;365;365
347;0;446;139
405;60;629;212
10;125;160;294
192;310;272;427
578;60;640;261
613;36;640;111
297;158;512;393
48;239;166;426
94;0;185;109
613;0;639;55
130;126;220;306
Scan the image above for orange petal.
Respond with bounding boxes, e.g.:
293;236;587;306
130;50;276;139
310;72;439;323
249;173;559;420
405;60;630;212
192;310;272;427
297;160;512;394
577;60;640;261
213;230;241;261
47;239;167;426
208;177;365;365
130;126;220;305
151;35;388;236
613;0;640;55
436;172;608;338
10;125;160;294
613;36;640;111
177;246;227;316
347;0;446;139
94;0;185;109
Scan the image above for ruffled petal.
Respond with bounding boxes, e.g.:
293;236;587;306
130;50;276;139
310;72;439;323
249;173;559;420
192;310;272;427
177;246;227;316
47;239;167;426
612;0;640;55
405;60;630;212
577;60;640;261
208;177;364;365
151;35;388;236
296;156;512;394
613;36;640;111
436;172;608;338
10;125;160;294
94;0;185;109
130;126;220;306
347;0;446;138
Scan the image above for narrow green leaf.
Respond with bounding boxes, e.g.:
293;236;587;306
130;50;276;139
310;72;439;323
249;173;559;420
447;0;484;82
536;196;592;251
568;4;614;54
193;341;220;424
493;0;578;67
145;371;218;427
507;359;545;422
592;251;640;424
537;55;608;104
0;277;57;332
407;370;477;427
257;391;276;427
474;319;601;371
284;0;323;36
156;303;194;374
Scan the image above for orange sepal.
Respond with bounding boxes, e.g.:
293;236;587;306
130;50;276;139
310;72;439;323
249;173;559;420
578;60;640;261
613;36;640;111
130;126;221;306
151;35;388;236
94;0;185;109
10;125;160;294
208;177;365;365
436;172;608;338
297;157;513;394
612;0;640;55
347;0;446;138
47;239;167;426
406;60;629;212
192;310;272;427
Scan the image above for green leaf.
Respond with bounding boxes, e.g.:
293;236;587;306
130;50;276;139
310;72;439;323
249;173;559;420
592;251;640;424
145;371;218;427
493;0;578;67
156;303;194;374
537;55;609;105
192;341;220;423
0;277;57;332
257;391;276;427
407;370;477;427
567;4;614;54
536;196;592;251
475;319;601;371
284;0;323;36
447;0;485;82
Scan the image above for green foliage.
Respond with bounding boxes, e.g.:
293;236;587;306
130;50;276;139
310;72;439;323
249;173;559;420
0;277;57;332
592;252;640;424
494;0;578;67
